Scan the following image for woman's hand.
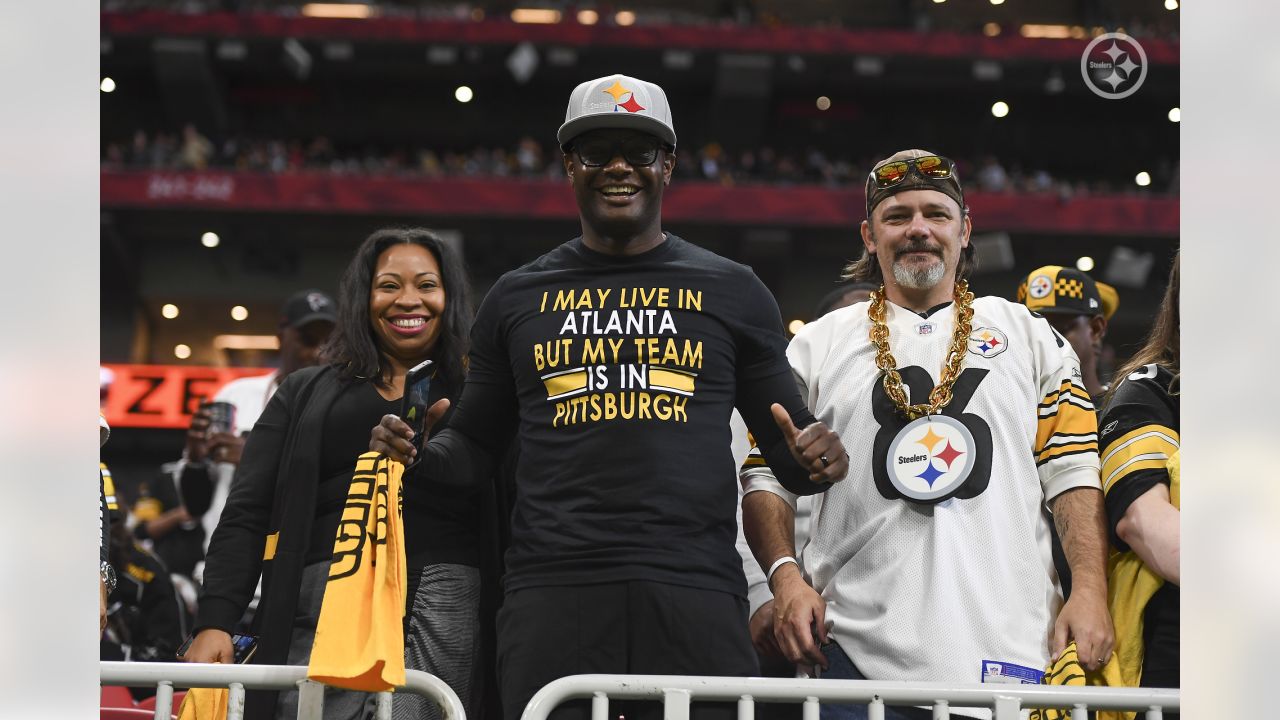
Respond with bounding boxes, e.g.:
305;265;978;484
369;399;450;464
181;628;234;664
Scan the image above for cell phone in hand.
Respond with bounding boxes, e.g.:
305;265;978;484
400;359;435;467
177;632;258;664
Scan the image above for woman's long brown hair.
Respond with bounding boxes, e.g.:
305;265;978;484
1104;251;1179;407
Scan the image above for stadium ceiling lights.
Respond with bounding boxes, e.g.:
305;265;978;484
455;86;474;103
991;101;1010;118
231;306;249;322
1168;107;1181;123
511;8;561;23
1135;172;1152;187
100;77;116;93
161;304;180;319
1020;24;1091;39
301;3;374;19
214;335;281;351
1076;256;1095;272
201;231;220;248
174;344;192;360
577;10;599;25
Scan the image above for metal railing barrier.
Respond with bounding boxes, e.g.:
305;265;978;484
521;674;1179;720
100;661;466;720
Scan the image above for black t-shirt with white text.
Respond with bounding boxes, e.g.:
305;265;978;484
431;234;816;596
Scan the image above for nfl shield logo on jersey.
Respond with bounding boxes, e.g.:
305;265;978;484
967;327;1008;358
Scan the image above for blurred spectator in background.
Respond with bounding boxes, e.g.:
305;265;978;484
177;290;337;563
813;281;877;317
976;155;1009;192
101;415;116;636
102;510;186;699
1016;265;1119;404
180;124;215;170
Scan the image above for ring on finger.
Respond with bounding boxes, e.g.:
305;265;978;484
819;454;830;468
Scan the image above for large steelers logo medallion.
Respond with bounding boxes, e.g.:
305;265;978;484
885;415;976;502
1028;274;1053;299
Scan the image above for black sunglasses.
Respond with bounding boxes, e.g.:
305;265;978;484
571;137;668;167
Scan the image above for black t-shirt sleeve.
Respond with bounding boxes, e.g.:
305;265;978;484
1097;367;1179;551
420;276;519;487
729;270;824;496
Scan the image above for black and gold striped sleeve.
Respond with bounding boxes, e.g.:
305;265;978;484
1097;364;1179;551
1034;378;1098;467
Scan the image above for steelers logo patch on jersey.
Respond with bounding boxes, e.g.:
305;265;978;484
967;327;1008;358
885;415;976;502
1028;274;1053;299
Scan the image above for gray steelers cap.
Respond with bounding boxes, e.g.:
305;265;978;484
557;74;677;149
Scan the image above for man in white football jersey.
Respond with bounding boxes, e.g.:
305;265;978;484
741;149;1114;719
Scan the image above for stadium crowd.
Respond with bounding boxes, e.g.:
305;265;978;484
103;126;1179;196
100;74;1179;720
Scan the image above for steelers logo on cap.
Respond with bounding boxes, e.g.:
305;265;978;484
1028;274;1053;299
886;415;976;502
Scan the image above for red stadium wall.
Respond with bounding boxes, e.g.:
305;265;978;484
102;170;1179;236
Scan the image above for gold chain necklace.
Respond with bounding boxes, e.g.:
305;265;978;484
868;280;975;420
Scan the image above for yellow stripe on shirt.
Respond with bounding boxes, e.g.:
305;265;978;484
1039;380;1093;409
542;369;588;399
1100;424;1179;492
648;367;696;394
1035;401;1097;451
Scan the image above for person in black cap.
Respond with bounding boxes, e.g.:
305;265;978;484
1017;265;1120;404
742;149;1113;720
370;74;846;720
814;282;878;319
137;290;337;581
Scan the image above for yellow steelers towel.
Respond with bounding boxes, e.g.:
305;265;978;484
177;687;228;720
307;452;408;691
1029;642;1086;720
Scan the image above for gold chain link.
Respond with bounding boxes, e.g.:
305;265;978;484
868;280;975;420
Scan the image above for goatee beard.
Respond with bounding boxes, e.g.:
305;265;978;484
892;257;946;290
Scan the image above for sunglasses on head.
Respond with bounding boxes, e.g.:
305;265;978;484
571;136;667;167
869;155;956;188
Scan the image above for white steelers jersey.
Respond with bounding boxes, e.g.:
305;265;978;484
742;295;1100;707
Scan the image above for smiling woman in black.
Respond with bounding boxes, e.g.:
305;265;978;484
186;228;485;720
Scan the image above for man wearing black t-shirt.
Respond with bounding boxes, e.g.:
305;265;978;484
372;74;846;719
